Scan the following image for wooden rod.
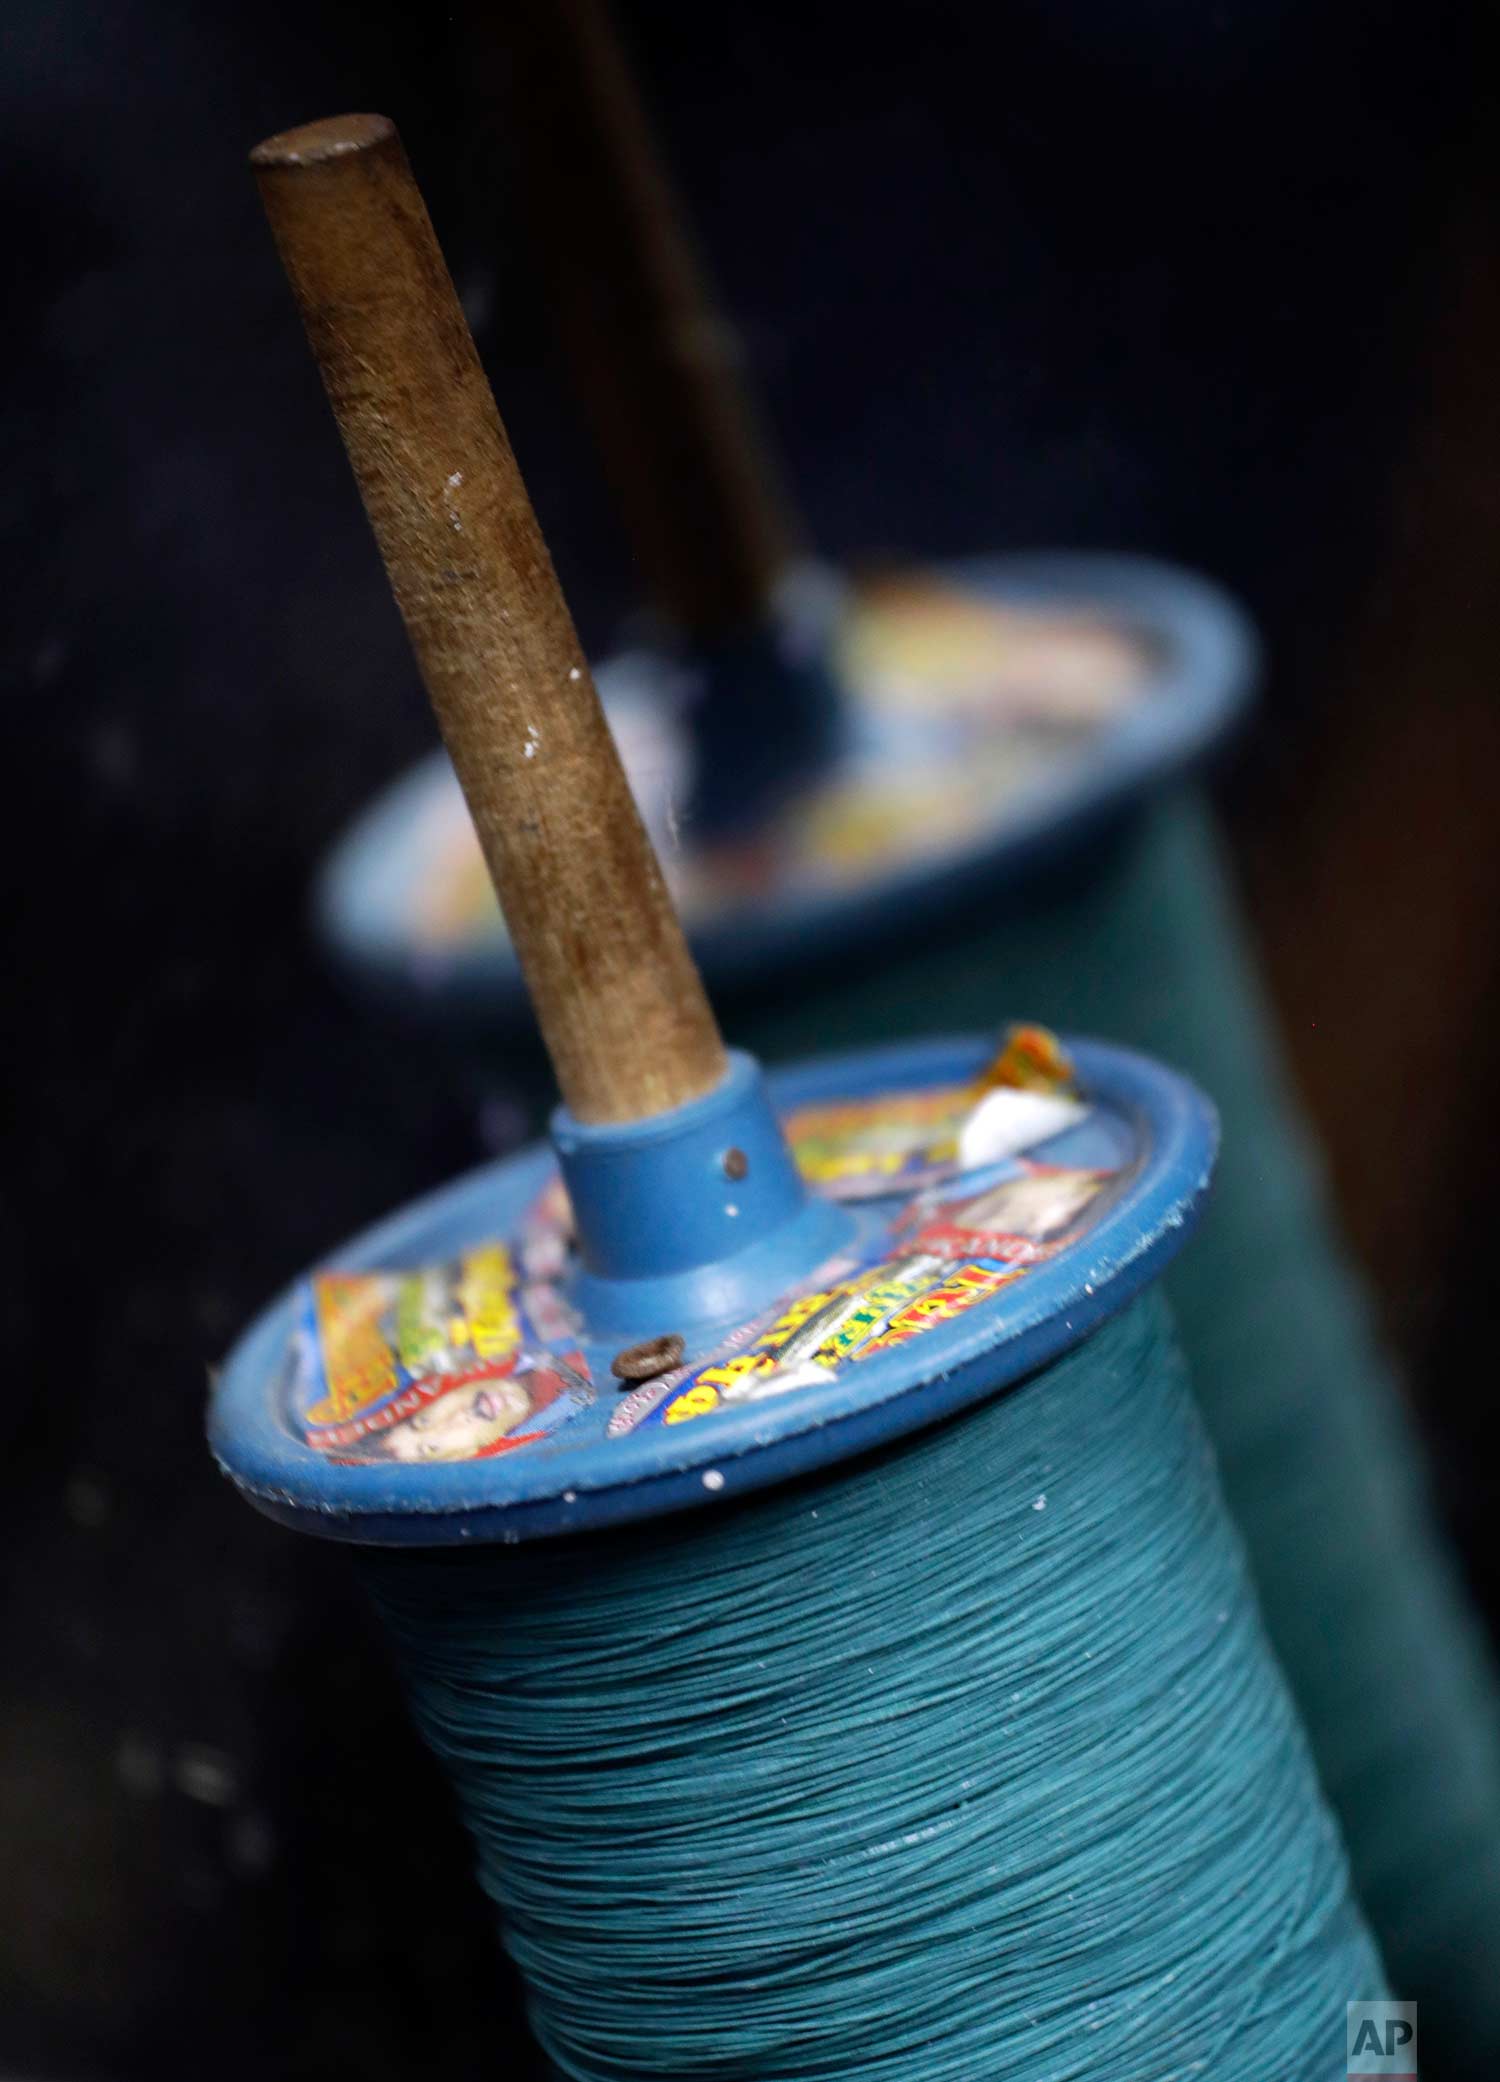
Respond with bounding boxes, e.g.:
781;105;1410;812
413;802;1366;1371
499;0;799;640
252;113;726;1125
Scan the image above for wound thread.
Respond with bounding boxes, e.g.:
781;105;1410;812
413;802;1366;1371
365;1291;1382;2080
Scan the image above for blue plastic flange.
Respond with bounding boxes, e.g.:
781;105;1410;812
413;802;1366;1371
554;1051;853;1336
315;554;1257;1022
210;1033;1217;1546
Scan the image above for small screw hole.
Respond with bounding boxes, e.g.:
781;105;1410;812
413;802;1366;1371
722;1147;749;1181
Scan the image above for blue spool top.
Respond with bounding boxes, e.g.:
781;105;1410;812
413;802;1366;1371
316;554;1256;1021
210;1032;1217;1545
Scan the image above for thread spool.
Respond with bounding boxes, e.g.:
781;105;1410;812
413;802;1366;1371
214;111;1384;2079
308;12;1500;2054
317;0;1247;1025
317;555;1248;1033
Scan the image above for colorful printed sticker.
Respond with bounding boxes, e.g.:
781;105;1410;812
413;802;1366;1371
784;1084;975;1199
843;571;1146;731
290;1242;592;1463
896;1164;1111;1266
517;1176;575;1286
622;1158;1114;1435
976;1023;1078;1097
784;1025;1082;1201
638;1252;1019;1432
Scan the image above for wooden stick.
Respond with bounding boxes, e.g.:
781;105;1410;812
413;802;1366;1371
497;0;798;640
252;113;726;1125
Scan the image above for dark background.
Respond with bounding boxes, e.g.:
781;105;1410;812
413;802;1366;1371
3;0;1498;2074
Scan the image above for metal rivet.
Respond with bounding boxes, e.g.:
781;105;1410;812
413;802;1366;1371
611;1333;686;1383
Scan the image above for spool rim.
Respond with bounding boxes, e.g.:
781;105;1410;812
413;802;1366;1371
316;553;1256;1017
209;1034;1217;1545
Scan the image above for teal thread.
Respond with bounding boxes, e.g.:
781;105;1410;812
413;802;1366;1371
366;1293;1381;2080
744;789;1500;2068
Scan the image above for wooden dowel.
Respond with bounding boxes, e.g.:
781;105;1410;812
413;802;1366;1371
498;0;799;640
252;113;726;1125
